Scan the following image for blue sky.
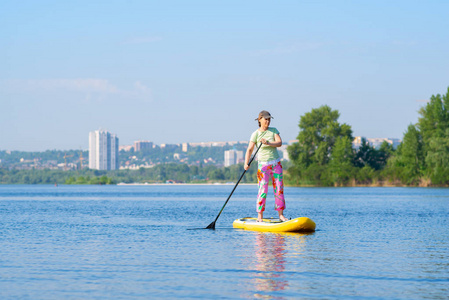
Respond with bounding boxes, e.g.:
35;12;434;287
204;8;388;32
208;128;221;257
1;0;448;151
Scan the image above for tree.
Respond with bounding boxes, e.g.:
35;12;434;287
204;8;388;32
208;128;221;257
287;105;353;184
207;169;225;181
354;138;378;169
353;138;392;171
389;124;424;184
417;87;449;183
425;128;449;184
418;87;449;147
329;136;356;185
377;141;395;169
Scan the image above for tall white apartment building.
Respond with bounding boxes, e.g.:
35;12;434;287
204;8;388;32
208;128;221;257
279;145;289;160
224;150;244;167
89;130;119;170
224;150;236;167
235;151;244;164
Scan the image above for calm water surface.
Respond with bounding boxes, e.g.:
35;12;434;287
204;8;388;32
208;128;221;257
0;185;448;299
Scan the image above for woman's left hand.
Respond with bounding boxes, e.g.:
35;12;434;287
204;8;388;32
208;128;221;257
260;138;268;145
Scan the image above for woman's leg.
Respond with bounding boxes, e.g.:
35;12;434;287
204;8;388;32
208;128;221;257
272;162;286;221
256;164;271;221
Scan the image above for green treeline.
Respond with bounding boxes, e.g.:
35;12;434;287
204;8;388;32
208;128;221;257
286;87;449;187
0;163;258;185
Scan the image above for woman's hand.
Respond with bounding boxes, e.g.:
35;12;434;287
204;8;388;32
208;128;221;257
260;138;269;145
260;134;282;148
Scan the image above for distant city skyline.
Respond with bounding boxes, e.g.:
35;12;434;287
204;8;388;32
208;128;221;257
1;1;448;151
123;136;401;149
0;135;402;152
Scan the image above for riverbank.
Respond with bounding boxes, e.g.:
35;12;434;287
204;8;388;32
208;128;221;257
117;182;257;186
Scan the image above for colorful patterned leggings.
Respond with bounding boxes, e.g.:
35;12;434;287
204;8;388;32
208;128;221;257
256;161;285;212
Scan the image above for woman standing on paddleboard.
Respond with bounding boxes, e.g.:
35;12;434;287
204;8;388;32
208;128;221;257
244;110;287;222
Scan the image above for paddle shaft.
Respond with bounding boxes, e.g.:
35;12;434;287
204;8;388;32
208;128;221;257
206;141;263;229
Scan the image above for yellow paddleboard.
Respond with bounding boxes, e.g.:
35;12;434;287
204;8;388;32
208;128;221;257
233;217;316;233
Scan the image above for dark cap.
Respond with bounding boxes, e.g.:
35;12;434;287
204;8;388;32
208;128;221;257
255;110;273;121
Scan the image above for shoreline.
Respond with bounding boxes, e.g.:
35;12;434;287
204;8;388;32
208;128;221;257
116;182;258;186
115;182;449;188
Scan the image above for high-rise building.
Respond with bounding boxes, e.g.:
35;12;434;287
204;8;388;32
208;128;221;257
224;150;244;167
279;144;289;160
235;150;244;164
224;150;236;167
89;130;119;170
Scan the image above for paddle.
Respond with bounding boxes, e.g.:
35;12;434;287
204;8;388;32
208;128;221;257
205;141;263;230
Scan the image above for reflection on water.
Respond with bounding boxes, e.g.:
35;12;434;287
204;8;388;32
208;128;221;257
254;233;288;296
247;232;311;299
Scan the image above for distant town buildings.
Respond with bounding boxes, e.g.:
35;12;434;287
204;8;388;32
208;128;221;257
119;145;133;152
224;150;244;167
236;150;244;164
288;138;401;151
110;137;404;170
119;141;249;152
279;145;289;161
353;137;401;150
89;130;119;170
2;135;405;171
160;144;178;150
189;141;247;147
134;140;153;152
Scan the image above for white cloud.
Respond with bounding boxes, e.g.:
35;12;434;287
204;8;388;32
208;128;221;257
7;78;119;94
126;81;152;102
133;81;150;94
3;78;152;102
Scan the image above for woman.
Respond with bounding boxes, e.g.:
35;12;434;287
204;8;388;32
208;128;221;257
244;110;287;222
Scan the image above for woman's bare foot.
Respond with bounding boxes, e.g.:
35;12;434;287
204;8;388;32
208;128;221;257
278;210;288;222
257;212;263;222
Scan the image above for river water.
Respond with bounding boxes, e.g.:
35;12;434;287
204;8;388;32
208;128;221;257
0;185;448;299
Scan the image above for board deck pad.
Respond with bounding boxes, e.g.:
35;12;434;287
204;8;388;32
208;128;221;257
233;217;316;232
237;217;285;223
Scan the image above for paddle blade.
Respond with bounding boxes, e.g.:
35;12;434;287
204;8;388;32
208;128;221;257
205;221;216;230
